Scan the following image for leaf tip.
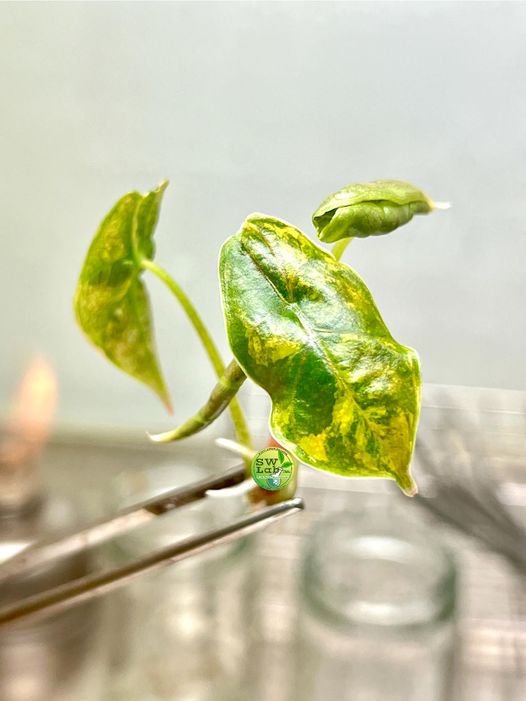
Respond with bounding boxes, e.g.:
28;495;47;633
398;474;418;497
156;179;169;195
147;428;177;443
162;395;174;415
431;201;451;211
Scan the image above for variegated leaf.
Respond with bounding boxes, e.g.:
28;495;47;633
220;214;421;494
74;182;171;410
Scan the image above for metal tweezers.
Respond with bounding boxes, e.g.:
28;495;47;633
0;464;304;628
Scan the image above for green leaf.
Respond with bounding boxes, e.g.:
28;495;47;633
220;214;421;495
149;359;246;442
74;181;172;410
313;180;434;243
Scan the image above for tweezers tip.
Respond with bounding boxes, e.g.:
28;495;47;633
287;496;305;511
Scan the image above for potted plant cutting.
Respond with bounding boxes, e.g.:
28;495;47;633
74;179;442;499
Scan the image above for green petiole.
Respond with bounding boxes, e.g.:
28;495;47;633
149;359;247;443
331;237;353;261
141;259;252;452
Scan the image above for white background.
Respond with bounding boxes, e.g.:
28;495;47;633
0;1;525;429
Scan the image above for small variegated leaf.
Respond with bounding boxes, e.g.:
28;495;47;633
74;182;171;410
220;214;421;494
149;359;246;442
313;180;434;243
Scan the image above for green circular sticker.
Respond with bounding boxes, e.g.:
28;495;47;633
251;447;294;491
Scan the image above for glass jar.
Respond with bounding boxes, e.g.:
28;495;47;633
105;462;256;701
294;499;457;701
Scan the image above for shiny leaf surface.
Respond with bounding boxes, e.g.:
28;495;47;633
220;214;421;494
74;182;171;410
313;180;434;243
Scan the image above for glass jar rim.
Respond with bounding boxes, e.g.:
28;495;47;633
300;508;457;632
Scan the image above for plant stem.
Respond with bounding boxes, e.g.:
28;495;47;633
141;258;253;451
150;360;247;443
332;237;353;261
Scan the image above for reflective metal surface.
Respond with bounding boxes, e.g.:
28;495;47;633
0;495;303;628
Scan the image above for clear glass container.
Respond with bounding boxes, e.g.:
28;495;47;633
294;499;458;701
105;462;256;701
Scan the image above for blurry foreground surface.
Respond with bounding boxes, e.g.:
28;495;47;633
0;384;523;700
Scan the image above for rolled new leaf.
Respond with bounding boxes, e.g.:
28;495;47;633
313;180;434;243
220;214;421;495
149;359;246;442
74;182;171;409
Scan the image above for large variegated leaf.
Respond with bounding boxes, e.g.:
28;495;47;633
220;214;421;494
74;182;171;410
313;180;434;243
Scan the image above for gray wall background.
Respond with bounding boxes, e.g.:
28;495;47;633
0;1;525;430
